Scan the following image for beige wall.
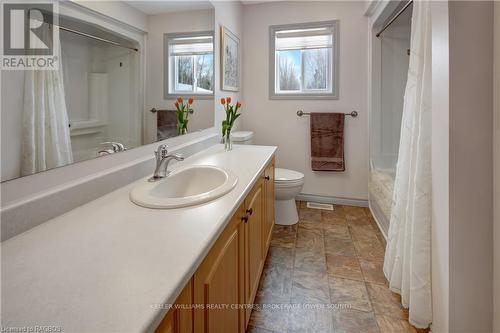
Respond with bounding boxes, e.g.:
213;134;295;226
241;1;369;200
431;2;495;331
448;2;494;331
145;9;215;143
494;3;500;332
212;0;244;133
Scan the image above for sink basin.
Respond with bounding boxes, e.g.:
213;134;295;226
130;165;238;209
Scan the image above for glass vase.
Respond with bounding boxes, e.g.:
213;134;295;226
224;130;232;151
177;123;188;135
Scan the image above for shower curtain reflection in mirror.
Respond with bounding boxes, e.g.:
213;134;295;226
369;3;412;234
11;17;141;180
21;23;73;176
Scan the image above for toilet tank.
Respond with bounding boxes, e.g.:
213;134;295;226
231;131;254;145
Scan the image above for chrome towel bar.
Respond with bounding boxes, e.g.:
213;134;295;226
150;108;194;114
150;108;176;113
296;110;358;118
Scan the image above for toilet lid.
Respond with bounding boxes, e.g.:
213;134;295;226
275;168;304;183
231;131;254;142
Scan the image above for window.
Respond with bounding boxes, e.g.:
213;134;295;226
165;31;214;98
269;21;339;99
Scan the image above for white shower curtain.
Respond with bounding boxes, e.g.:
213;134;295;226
21;25;73;176
383;0;432;328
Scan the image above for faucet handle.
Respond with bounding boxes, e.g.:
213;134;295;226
156;144;169;158
172;154;185;161
113;142;126;152
100;141;126;152
100;141;118;152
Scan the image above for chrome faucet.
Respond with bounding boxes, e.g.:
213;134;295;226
98;142;127;156
149;144;184;182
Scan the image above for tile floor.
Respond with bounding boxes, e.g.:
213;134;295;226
247;202;428;333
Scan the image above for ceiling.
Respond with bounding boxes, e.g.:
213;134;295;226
125;1;214;15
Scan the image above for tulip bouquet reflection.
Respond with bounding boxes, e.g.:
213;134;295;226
174;97;194;135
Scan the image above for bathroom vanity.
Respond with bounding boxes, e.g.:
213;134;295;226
1;145;276;333
157;154;275;333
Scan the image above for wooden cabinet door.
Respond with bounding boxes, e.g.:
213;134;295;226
244;179;265;326
156;279;193;333
263;159;275;257
156;310;176;333
193;205;245;333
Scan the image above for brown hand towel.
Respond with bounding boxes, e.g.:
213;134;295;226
310;112;345;171
157;110;177;140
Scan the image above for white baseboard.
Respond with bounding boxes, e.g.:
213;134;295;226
368;205;388;240
296;193;369;208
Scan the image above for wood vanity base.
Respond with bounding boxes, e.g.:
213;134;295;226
156;157;275;333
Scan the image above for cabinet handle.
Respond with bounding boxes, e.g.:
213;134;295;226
241;215;249;223
264;176;270;180
246;208;253;216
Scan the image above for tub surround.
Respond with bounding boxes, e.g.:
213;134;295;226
1;144;276;332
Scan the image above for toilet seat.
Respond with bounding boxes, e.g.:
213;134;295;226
275;168;304;187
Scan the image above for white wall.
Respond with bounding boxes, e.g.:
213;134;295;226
241;1;368;200
145;9;215;143
494;3;500;332
430;2;450;331
212;0;244;133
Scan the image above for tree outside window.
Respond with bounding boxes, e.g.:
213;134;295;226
270;21;339;99
165;32;214;98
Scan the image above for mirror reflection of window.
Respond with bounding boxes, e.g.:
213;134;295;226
165;33;214;98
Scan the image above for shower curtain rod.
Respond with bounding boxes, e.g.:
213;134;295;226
29;7;139;51
375;0;413;38
57;25;139;52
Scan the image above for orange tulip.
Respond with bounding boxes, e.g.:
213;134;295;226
177;97;183;104
188;97;194;105
221;98;226;105
175;102;179;107
236;101;241;108
227;97;232;104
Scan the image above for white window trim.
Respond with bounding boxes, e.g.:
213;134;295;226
269;20;339;100
164;31;214;100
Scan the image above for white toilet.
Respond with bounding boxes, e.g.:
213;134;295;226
230;131;304;226
275;168;304;225
231;131;254;145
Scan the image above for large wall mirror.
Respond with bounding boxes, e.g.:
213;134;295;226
1;0;215;182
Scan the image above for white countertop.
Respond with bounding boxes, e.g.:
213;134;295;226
1;144;276;333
